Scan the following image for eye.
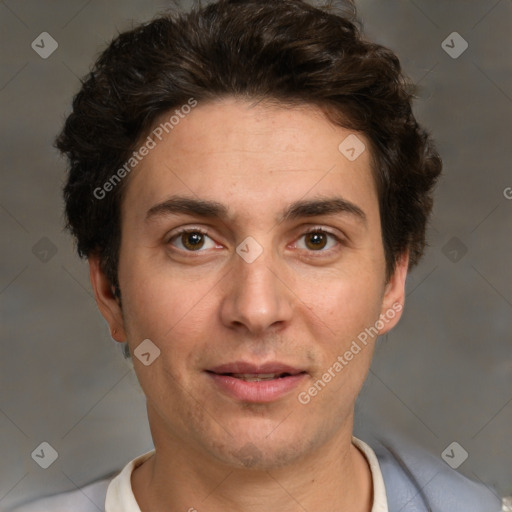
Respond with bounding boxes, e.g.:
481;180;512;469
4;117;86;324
295;229;340;252
168;229;218;252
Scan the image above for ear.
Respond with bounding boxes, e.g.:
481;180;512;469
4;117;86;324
88;254;127;343
377;251;409;336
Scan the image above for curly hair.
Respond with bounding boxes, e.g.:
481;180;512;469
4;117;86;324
56;0;442;292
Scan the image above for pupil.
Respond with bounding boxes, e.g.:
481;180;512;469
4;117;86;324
306;232;327;250
183;232;204;250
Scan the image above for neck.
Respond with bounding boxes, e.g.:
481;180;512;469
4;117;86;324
132;407;372;512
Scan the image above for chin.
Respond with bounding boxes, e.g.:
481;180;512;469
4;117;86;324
205;424;317;470
224;441;306;470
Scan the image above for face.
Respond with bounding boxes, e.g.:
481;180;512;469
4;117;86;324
90;98;407;470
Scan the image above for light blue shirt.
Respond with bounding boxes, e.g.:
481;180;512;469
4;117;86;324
8;436;502;512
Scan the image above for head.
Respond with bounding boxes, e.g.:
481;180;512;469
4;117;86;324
57;0;441;469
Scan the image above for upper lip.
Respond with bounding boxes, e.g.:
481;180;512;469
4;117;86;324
207;361;306;375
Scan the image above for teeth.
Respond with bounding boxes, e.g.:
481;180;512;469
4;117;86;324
232;373;281;381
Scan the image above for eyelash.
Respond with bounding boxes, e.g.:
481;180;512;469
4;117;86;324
167;226;344;254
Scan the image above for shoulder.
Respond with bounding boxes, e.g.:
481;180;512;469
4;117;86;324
7;477;112;512
371;435;502;512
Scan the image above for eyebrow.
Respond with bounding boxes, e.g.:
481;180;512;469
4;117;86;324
145;195;367;225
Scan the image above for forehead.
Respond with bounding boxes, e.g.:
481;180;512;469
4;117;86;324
121;98;378;223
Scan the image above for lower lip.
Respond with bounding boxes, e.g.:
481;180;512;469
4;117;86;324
206;372;307;403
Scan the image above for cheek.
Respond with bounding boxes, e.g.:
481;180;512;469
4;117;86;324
299;277;383;403
298;269;385;341
118;258;225;377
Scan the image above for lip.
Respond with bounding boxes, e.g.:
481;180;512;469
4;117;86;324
206;361;307;403
208;361;304;375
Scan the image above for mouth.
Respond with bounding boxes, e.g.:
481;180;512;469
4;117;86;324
205;362;308;402
211;372;302;382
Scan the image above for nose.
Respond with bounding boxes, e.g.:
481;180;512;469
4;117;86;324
219;245;294;335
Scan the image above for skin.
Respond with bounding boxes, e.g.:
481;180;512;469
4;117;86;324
89;98;408;512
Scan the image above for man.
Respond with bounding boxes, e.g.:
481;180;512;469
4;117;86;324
12;0;501;510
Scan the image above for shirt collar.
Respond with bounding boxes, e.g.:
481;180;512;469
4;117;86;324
105;437;388;511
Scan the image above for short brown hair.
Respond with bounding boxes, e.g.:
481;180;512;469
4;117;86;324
56;0;442;291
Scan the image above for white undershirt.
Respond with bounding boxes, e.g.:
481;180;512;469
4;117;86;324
105;436;388;511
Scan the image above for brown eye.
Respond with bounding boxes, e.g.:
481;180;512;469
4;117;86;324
304;232;328;250
181;232;205;251
296;230;340;252
169;230;217;252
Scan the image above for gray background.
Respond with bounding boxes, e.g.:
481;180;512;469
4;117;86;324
0;0;511;509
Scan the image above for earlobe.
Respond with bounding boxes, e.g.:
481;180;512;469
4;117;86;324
88;255;127;343
378;251;409;335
